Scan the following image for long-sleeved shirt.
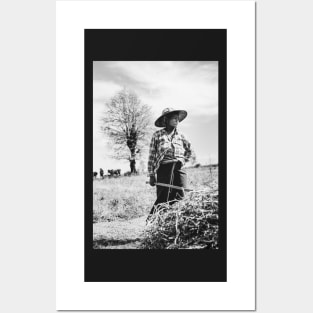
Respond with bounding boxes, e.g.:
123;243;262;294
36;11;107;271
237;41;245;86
147;128;192;176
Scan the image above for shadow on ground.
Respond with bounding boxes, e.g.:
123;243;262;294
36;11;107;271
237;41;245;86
93;237;141;249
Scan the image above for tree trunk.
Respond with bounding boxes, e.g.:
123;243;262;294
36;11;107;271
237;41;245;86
129;149;137;174
126;125;138;174
130;159;136;173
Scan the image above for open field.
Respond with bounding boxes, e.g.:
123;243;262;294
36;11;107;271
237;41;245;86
93;165;218;249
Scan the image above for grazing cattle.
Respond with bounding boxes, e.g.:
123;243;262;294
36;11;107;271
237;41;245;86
93;172;98;179
108;169;121;177
99;168;104;179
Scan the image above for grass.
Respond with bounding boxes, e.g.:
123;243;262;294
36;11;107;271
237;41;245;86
93;175;154;222
93;166;218;223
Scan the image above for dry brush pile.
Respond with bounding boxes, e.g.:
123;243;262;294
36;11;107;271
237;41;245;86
140;188;219;249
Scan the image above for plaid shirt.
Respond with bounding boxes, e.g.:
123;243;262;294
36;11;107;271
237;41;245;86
147;128;192;176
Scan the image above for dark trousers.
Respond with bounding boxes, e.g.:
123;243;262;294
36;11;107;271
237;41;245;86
149;162;187;215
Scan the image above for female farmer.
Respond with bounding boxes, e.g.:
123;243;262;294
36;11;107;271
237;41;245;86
148;108;192;215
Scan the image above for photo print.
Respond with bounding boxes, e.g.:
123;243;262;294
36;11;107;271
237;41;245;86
85;29;227;282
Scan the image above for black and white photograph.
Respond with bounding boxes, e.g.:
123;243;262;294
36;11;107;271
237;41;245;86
92;61;219;250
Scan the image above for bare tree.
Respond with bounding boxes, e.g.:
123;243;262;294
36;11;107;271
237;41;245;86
101;88;153;173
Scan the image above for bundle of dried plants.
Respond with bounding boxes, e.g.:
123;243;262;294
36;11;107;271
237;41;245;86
140;189;219;249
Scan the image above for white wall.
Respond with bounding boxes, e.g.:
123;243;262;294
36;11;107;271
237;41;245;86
1;0;313;312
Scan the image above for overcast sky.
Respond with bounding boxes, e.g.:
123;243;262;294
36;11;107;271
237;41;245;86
93;61;218;174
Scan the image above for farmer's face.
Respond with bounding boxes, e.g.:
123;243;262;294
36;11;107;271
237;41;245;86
167;114;179;127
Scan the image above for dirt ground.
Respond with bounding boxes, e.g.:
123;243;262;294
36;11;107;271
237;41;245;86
93;215;147;249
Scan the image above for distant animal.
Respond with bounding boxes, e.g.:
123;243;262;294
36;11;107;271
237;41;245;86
99;168;104;179
108;169;121;177
93;172;98;179
124;171;132;176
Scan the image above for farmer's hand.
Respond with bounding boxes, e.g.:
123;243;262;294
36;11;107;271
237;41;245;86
149;175;156;186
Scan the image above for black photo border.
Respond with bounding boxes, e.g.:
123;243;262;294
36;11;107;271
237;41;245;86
85;29;227;282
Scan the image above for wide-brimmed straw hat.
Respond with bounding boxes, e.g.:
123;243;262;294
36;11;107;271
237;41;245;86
154;108;187;127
